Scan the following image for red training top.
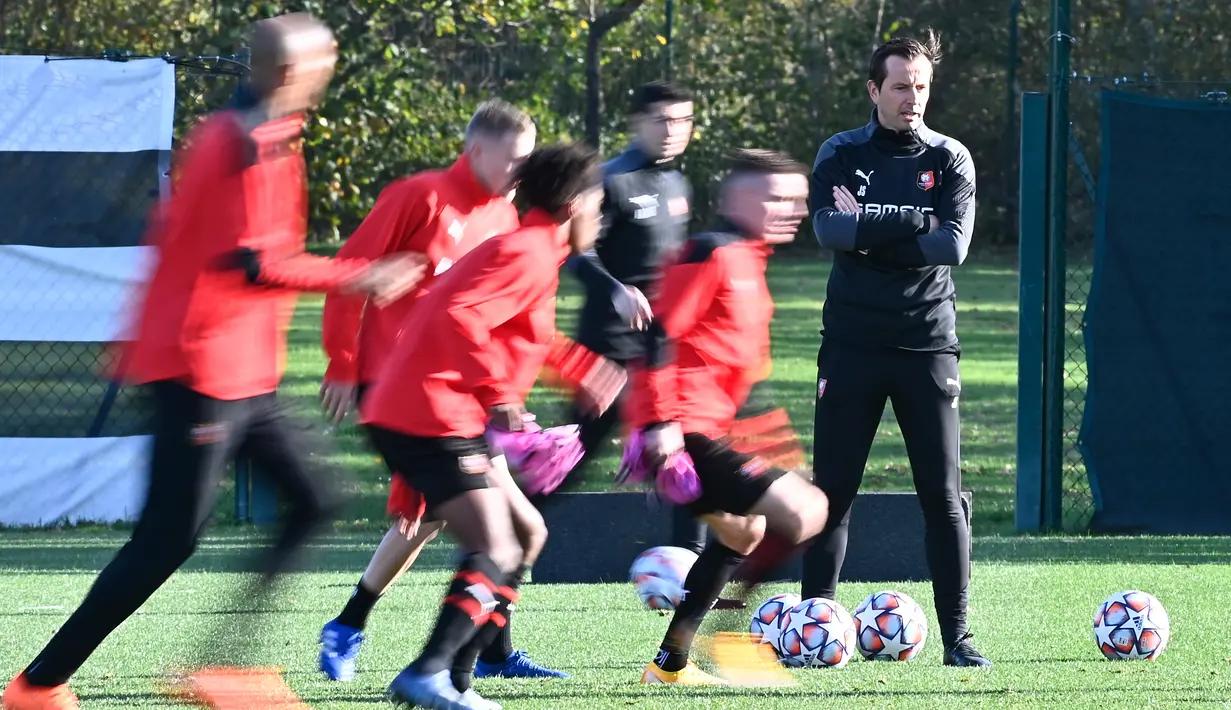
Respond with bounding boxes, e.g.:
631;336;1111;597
362;209;574;439
321;155;519;384
121;111;371;401
625;227;775;437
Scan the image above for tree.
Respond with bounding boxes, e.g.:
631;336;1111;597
581;0;647;149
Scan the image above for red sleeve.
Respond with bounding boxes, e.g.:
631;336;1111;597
541;331;607;389
638;241;725;424
321;181;436;381
444;240;547;410
235;231;372;294
231;128;370;292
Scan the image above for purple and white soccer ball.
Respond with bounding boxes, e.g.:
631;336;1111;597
853;590;929;661
749;593;801;653
777;597;857;669
1093;590;1171;661
629;546;698;611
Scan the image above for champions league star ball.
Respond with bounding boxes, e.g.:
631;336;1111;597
1093;590;1171;661
629;546;698;611
750;593;801;653
777;597;857;669
853;590;928;662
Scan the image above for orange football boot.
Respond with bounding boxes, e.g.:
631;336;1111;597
1;673;79;710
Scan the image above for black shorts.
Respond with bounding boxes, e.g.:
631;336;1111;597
364;425;492;510
684;433;787;517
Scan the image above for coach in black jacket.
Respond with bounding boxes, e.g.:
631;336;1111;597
801;31;990;667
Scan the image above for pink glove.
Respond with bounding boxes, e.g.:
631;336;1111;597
487;413;585;497
616;429;702;505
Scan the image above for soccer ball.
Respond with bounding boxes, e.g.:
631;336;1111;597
628;546;698;611
853;590;928;661
1093;590;1171;661
750;593;800;653
777;597;857;669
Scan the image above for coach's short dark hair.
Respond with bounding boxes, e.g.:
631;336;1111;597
513;142;603;215
465;99;534;142
869;28;943;89
630;81;692;115
724;148;807;181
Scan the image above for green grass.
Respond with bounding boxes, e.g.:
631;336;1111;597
272;255;1021;535
2;532;1229;708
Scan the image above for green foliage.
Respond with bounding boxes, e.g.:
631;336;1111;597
5;0;1231;244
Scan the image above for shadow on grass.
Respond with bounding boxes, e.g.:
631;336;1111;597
0;530;459;574
2;532;1230;574
972;535;1231;565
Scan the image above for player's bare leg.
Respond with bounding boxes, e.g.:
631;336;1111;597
320;519;445;681
643;513;790;687
371;521;448;593
643;514;765;687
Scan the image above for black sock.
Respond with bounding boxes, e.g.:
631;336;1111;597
935;589;970;648
481;618;515;665
336;578;381;630
452;564;527;692
409;553;507;677
478;563;526;665
655;542;745;673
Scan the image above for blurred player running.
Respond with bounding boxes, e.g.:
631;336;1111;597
314;101;566;683
624;149;830;686
1;13;425;710
360;143;620;710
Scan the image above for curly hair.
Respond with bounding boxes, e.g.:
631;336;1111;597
512;142;603;215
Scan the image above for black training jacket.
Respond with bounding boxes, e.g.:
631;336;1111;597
810;110;976;351
566;144;692;360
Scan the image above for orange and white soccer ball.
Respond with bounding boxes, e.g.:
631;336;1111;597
853;590;928;661
750;593;801;653
628;546;698;611
777;597;857;668
1093;590;1170;661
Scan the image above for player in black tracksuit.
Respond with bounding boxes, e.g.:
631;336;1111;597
557;82;738;592
800;33;991;667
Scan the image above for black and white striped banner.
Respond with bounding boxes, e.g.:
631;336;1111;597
0;56;174;526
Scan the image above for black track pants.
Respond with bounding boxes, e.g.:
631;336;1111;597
801;342;970;646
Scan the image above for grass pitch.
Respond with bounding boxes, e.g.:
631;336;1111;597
1;533;1228;709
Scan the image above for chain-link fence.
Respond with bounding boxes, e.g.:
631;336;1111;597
0;55;240;442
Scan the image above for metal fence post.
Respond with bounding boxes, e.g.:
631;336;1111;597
1043;0;1072;532
1016;93;1049;533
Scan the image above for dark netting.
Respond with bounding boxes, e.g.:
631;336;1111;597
1077;88;1231;534
0;58;240;440
1060;78;1231;530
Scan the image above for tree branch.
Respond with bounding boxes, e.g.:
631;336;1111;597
591;0;645;37
585;0;647;148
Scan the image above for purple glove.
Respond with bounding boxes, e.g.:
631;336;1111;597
487;414;585;497
616;429;702;505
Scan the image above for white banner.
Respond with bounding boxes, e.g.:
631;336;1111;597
0;56;175;153
0;245;154;342
0;437;151;526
